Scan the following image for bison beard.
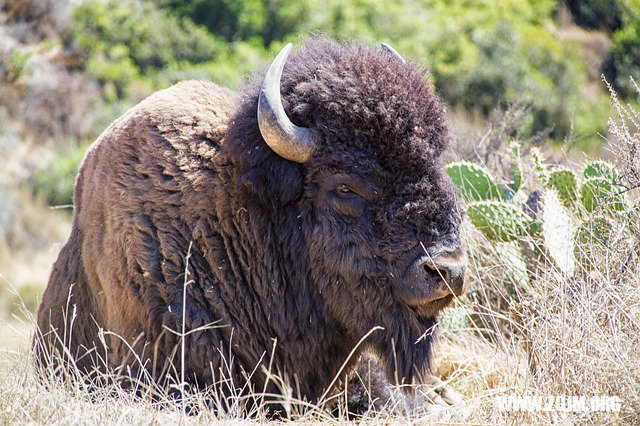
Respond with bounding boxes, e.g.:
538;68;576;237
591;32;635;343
34;38;465;413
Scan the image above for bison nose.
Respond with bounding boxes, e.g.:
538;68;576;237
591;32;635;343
422;248;467;297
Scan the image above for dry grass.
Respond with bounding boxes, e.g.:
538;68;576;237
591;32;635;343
0;190;70;320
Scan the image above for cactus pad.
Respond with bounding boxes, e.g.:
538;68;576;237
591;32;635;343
583;161;619;182
579;177;626;212
575;216;612;246
496;241;529;292
574;217;612;271
446;162;503;202
439;305;470;330
467;201;539;242
547;169;578;209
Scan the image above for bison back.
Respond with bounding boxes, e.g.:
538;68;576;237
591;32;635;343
35;80;238;385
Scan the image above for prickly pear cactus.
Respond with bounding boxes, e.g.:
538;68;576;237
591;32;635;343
439;305;470;330
583;161;619;181
542;190;576;274
547;169;578;209
467;201;539;242
446;162;503;202
574;217;612;271
496;241;529;292
579;177;626;212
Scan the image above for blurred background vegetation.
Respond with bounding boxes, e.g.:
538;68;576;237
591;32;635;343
3;0;640;207
0;0;639;315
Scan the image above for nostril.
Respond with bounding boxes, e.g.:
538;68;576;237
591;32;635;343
421;260;466;296
417;248;467;297
423;263;449;282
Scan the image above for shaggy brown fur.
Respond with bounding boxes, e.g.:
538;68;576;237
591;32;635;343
35;38;463;410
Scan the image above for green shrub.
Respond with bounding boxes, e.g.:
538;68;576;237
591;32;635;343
67;0;220;71
563;0;623;32
85;46;140;99
7;50;33;80
65;0;222;98
30;144;89;209
158;0;311;45
153;40;273;90
610;20;640;98
61;0;621;149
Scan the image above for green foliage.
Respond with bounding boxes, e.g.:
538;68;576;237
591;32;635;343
572;95;616;152
65;0;224;97
467;201;539;242
532;159;626;214
8;50;33;80
445;162;503;202
448;146;539;243
30;144;89;209
450;145;635;280
68;0;219;71
462;21;581;138
564;0;623;32
60;0;624;149
579;177;626;212
574;216;613;270
605;1;640;98
610;21;640;98
297;0;583;140
157;0;311;46
548;169;578;209
85;47;140;99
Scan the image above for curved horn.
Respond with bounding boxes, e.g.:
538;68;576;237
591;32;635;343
257;43;316;163
381;42;406;64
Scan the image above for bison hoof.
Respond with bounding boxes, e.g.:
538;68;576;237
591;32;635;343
424;374;465;406
404;374;465;416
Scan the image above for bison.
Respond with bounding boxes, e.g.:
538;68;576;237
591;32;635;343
35;38;466;412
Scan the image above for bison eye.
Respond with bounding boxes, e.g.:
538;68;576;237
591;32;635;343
336;184;356;196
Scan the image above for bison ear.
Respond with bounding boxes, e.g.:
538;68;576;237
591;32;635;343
240;161;303;205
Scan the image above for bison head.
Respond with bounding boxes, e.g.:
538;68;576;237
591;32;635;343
226;39;465;385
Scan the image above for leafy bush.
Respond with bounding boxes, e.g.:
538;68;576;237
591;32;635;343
609;19;640;98
30;144;89;209
157;0;311;45
65;0;613;146
65;0;222;97
563;0;623;32
67;0;220;71
590;1;640;98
